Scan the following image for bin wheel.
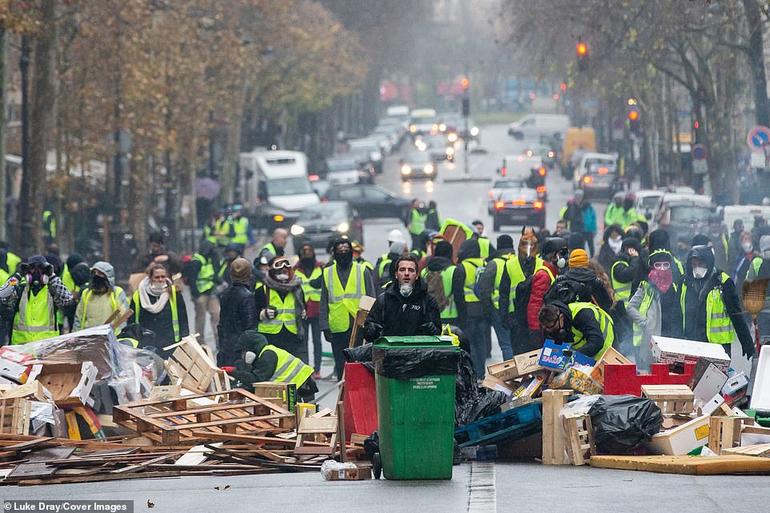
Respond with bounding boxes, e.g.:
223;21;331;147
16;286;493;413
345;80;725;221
373;452;382;480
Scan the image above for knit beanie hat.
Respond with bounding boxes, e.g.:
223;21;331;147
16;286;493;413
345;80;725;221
568;249;589;268
230;257;252;283
496;234;514;251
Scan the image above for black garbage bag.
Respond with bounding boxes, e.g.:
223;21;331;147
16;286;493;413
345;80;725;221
373;346;459;379
455;350;507;425
343;343;374;372
588;395;663;454
363;431;379;461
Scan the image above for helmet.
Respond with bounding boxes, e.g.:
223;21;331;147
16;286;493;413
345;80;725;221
388;229;406;244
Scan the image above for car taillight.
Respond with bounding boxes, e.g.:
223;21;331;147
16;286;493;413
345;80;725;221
501;167;507;176
538;167;546;176
308;174;319;182
534;201;544;209
536;185;546;193
583;175;593;184
598;166;608;175
495;201;504;209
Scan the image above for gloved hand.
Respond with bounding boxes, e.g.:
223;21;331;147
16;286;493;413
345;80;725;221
419;322;439;335
265;306;277;319
365;322;384;341
43;263;54;277
322;329;332;341
742;341;756;360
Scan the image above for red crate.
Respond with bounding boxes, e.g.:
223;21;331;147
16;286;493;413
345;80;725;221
603;362;696;396
343;362;378;442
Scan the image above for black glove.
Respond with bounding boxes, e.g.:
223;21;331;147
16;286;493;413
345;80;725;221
43;263;54;277
365;322;384;341
322;329;332;341
742;341;756;360
419;322;439;335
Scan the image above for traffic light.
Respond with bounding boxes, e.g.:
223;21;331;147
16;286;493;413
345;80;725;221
576;41;589;71
627;108;641;135
460;77;470;91
559;82;568;93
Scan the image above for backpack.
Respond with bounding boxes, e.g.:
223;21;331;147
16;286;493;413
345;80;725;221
425;270;451;311
472;262;487;298
543;276;585;306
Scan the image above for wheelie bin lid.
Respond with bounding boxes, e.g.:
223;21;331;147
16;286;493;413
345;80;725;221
373;336;459;379
373;336;455;348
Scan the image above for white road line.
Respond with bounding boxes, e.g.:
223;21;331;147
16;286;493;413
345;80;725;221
467;461;496;513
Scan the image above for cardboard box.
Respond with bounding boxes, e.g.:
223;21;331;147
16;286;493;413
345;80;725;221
646;414;711;455
538;339;596;371
551;367;602;395
590;346;632;384
487;350;545;381
481;375;514;396
512;372;546;399
0;357;32;384
30;362;97;406
651;336;731;372
0;382;52;402
692;363;728;410
322;462;371;480
750;345;770;414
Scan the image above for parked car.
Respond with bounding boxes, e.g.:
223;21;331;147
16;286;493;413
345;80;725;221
290;201;364;250
323;184;410;221
490;187;546;231
347;138;384;173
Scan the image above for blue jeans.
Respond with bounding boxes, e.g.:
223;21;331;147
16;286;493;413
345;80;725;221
304;317;322;371
463;316;487;378
491;310;513;360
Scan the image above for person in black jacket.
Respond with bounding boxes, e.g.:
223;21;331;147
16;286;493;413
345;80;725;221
597;224;624;274
364;254;441;340
611;237;646;301
680;244;754;358
549;249;613;310
538;301;611;359
216;258;258;366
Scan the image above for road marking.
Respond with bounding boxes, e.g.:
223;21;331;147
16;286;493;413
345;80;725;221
467;461;496;513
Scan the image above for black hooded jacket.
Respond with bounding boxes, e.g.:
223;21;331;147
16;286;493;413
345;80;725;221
550;301;607;358
648;229;683;282
452;239;484;319
555;267;613;311
681;245;753;354
611;238;645;298
597;224;623;274
364;279;441;339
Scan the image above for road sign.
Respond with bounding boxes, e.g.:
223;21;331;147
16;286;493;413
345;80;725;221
691;144;707;160
693;159;708;175
746;125;770;152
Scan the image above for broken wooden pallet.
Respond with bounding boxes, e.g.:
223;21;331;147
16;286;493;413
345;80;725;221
641;384;694;416
721;443;770;457
113;389;295;445
0;398;31;436
164;335;229;394
589;454;770;475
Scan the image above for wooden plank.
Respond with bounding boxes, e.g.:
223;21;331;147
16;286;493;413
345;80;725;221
541;390;571;466
589;455;770;475
111;451;184;474
722;444;770;457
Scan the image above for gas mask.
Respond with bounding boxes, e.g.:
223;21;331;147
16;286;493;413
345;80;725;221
269;258;293;282
399;283;413;297
244;351;257;365
555;252;567;270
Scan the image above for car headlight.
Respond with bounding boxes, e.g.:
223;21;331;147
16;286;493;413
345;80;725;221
447;133;458;143
401;165;412;175
439;123;447;132
470;126;479;136
424;164;434;174
409;124;417;133
370;151;382;161
290;224;305;236
335;222;350;233
446;147;455;156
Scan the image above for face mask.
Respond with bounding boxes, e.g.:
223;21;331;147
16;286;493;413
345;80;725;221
275;273;289;282
92;275;109;291
244;351;257;365
335;252;353;267
149;282;167;295
742;242;753;253
648;269;673;293
300;256;315;267
763;249;770;260
521;243;533;257
608;237;622;253
399;283;413;297
556;256;566;269
692;266;708;279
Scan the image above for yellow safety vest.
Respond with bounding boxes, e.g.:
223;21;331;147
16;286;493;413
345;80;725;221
611;260;632;303
132;287;181;342
324;262;366;333
230;217;249;245
80;286;124;329
568;302;614;359
214;218;231;246
679;272;736;345
503;256;527;313
296;266;322;302
192;253;215;294
489;254;516;309
478;238;491;260
461;257;484;303
257;286;298;335
259;344;313;387
0;252;21;285
11;284;58;344
409;209;427;235
377;255;392;279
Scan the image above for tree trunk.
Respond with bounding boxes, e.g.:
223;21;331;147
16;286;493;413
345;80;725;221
19;0;57;255
743;0;770;127
0;26;7;243
221;81;247;205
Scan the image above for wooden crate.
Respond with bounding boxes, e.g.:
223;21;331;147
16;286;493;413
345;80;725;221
708;416;750;455
487;350;545;381
641;384;694;415
164;336;227;394
253;382;296;412
562;414;594;466
112;388;295;445
0;398;31;435
541;389;571;465
590;346;632;385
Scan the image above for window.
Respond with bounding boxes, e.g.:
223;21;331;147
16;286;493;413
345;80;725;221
363;187;389;200
337;187;362;200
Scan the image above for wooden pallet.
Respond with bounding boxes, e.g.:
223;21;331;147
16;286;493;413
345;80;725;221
0;398;31;436
164;335;229;394
562;414;594;466
589;454;770;475
722;443;770;457
641;384;694;416
541;390;571;465
294;409;338;458
113;389;295;445
454;401;542;448
708;416;752;455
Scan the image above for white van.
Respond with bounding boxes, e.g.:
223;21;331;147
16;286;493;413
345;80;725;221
239;150;319;229
507;114;569;141
722;205;770;233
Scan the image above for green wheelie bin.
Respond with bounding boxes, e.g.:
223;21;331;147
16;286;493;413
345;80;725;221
372;336;459;480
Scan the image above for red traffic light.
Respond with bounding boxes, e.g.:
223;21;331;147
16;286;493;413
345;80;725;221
559;82;568;92
693;119;700;129
628;110;640;122
576;42;588;57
